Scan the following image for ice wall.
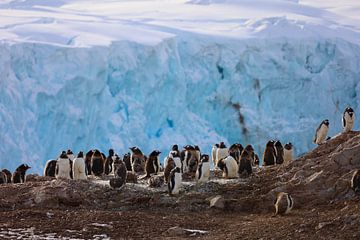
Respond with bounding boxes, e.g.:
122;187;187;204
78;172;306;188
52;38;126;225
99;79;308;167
1;36;360;174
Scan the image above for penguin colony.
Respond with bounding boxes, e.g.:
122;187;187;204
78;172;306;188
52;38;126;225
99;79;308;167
0;107;358;215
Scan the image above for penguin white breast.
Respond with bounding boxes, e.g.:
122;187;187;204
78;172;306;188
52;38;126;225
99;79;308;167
57;158;71;179
173;157;182;169
316;124;329;144
225;156;238;178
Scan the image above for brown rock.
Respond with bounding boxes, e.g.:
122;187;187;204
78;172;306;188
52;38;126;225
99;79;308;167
210;195;225;209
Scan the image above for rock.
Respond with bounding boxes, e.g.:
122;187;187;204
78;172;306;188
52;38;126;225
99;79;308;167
148;175;164;188
209;195;225;209
126;172;138;183
316;222;332;230
164;226;208;237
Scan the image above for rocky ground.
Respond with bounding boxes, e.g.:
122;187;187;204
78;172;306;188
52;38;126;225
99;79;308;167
1;131;360;239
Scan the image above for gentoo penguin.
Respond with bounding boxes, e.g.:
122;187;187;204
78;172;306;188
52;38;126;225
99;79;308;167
123;153;132;171
343;107;355;132
164;157;176;183
85;150;93;175
0;172;6;184
67;149;75;161
195;154;210;183
55;151;71;180
73;151;87;180
262;140;276;166
145;150;161;177
168;167;182;195
274;192;294;216
169;144;180;158
104;149;115;175
238;148;253;177
2;169;12;183
12;164;31;183
110;156;127;189
274;141;284;164
217;155;238;179
169;151;182;171
351;170;360;194
243;145;255;164
211;143;219;168
313;119;329;145
194;145;201;162
181;145;194;173
43;159;57;177
91;149;104;176
129;147;145;173
216;142;229;167
229;143;243;164
283;143;293;164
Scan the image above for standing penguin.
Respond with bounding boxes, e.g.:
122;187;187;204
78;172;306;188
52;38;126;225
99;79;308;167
238;148;253;177
181;145;196;173
91;149;104;176
351;170;360;194
43;159;57;177
55;151;71;180
67;149;75;161
168;167;182;195
274;141;284;165
229;143;243;164
104;149;115;175
122;153;132;171
283;143;293;164
145;150;161;177
110;156;127;189
164;157;176;183
216;142;229;167
169;151;182;171
1;169;12;183
73;151;87;180
0;172;6;184
85;150;93;175
194;145;201;162
274;192;294;216
262;140;276;166
169;144;180;158
343;107;355;132
217;155;238;179
129;147;146;173
12;164;31;183
211;143;219;168
313;119;329;145
195;154;210;184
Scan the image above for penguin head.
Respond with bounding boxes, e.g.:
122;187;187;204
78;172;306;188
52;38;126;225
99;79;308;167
194;145;200;151
244;144;254;153
274;140;283;148
183;145;194;150
129;147;142;154
323;119;330;126
109;149;114;156
123;153;130;160
77;151;84;158
59;151;68;159
345;107;354;117
201;154;209;162
17;164;31;172
150;150;161;157
219;142;226;148
213;143;219;148
284;143;293;150
266;140;275;148
171;145;179;151
66;149;73;155
92;149;101;157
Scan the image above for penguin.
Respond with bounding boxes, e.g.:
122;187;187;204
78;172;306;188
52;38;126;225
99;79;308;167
169;144;180;158
104;149;115;175
262;140;276;166
168;167;182;195
43;159;57;177
12;164;31;183
283;143;293;164
195;154;210;183
91;149;104;176
123;153;132;171
313;119;329;145
229;143;244;164
343;107;355;132
274;192;294;216
0;172;6;184
55;151;71;180
164;157;176;183
217;155;238;179
169;151;182;171
129;147;146;173
2;169;12;183
194;145;201;162
110;156;127;189
238;148;253;177
181;145;196;173
66;149;75;161
211;143;219;168
73;151;87;180
351;170;360;194
145;150;161;177
85;150;93;175
274;140;284;164
216;142;229;167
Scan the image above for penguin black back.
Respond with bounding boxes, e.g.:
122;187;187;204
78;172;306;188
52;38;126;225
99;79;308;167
274;141;284;164
2;169;12;183
145;150;161;177
85;150;93;175
12;164;31;183
104;149;115;175
44;160;57;177
263;140;276;166
123;153;132;171
91;150;104;176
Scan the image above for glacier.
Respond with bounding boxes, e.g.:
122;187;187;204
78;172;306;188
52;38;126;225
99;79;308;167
0;0;360;174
